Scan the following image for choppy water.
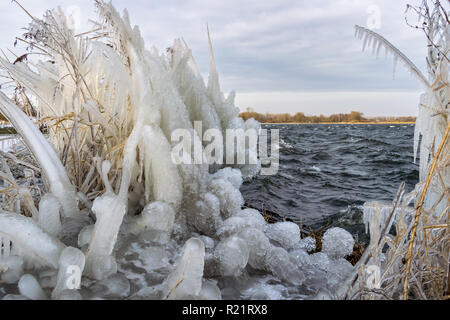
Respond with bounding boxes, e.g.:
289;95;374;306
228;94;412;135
0;125;418;245
241;124;419;244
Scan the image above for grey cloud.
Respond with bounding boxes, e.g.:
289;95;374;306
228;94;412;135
0;0;435;114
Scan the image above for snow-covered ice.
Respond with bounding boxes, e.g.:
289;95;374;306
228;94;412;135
264;222;300;250
321;227;355;259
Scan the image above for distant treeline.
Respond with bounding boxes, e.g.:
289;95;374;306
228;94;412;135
239;109;416;124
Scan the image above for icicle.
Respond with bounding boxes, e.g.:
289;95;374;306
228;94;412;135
354;25;430;88
84;190;125;280
141;125;183;209
206;24;221;106
393;56;398;79
0;211;66;269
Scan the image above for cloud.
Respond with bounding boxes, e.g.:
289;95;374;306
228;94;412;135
0;0;432;115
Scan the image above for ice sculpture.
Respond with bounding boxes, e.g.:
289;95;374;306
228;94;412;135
160;238;205;300
0;0;361;300
321;228;354;259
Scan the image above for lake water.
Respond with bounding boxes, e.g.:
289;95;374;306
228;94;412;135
240;124;418;244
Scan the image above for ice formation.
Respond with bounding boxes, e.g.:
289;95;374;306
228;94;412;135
160;238;205;300
0;1;361;300
264;221;301;250
18;274;48;300
350;2;449;299
51;247;85;299
321;228;354;260
0;211;66;269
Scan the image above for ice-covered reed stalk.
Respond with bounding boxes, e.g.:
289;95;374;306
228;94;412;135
0;210;66;269
351;0;449;300
0;92;79;220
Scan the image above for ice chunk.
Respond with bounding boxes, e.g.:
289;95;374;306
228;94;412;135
189;193;222;237
328;258;354;276
235;208;267;229
135;201;176;234
0;255;24;284
218;215;264;239
264;222;300;250
161;238;205;300
52;247;85;300
18;274;48;300
0;211;66;269
265;246;305;286
38;194;62;237
290;249;312;267
309;252;331;270
209;179;244;219
237;228;271;269
322;227;355;259
211;167;243;189
292;237;316;253
326;258;354;294
214;235;249;277
78;225;94;248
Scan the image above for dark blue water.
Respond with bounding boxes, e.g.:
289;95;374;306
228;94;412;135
241;124;419;243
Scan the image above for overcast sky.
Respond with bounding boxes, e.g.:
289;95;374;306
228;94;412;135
0;0;437;116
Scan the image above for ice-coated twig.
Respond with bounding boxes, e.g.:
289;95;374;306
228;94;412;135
0;210;66;269
354;25;430;88
0;92;80;220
